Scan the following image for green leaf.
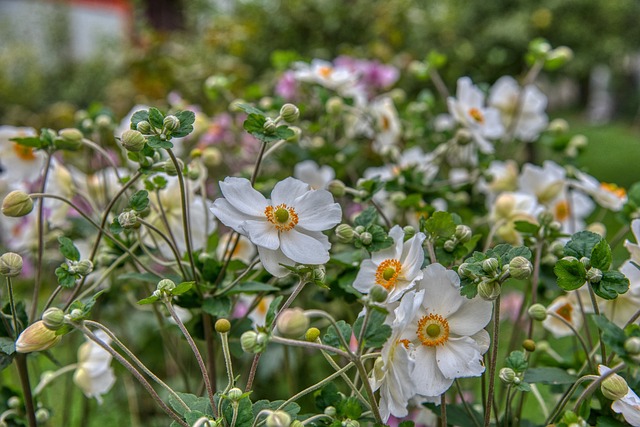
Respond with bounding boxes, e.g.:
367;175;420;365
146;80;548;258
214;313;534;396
137;295;159;305
422;402;483;427
129;190;149;212
222;395;253;427
172;110;196;137
505;350;528;373
274;125;294;140
169;392;213;417
146;135;173;149
590;239;612;271
252;400;300;420
171;281;194;295
423;211;456;240
11;136;43;148
0;337;15;355
117;271;163;283
366;225;395;252
514;220;540;234
148;107;164;129
337;397;363;419
398;422;416;427
235;103;265;115
523;367;577;385
265;295;283;328
202;297;231;317
354;207;378;228
224;282;280;295
592;315;627;355
110;217;123;234
514;381;531;392
595;416;631;426
323;321;352;351
353;309;392;348
315;382;341;410
55;266;77;288
460;282;478;299
554;258;587;291
504;246;532;263
564;231;602;259
593;270;629;300
58;236;80;261
243;113;266;133
130;110;150;130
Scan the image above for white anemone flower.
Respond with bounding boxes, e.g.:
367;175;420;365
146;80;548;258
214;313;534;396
571;171;627;212
0;126;44;183
353;225;426;302
599;365;640;426
396;263;492;397
542;295;583;338
73;330;116;404
293;59;359;93
517;161;566;206
211;177;342;277
447;77;505;154
293;160;335;190
489;192;542;245
372;290;424;421
488;76;548;142
216;232;257;265
370;96;402;156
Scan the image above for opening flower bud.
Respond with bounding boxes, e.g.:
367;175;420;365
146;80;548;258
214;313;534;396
335;224;355;243
75;259;94;277
305;327;321;342
360;232;373;245
477;280;501;301
120;129;146;152
482;258;500;275
499;367;517;384
2;190;34;217
263;118;278;134
279;103;300;123
240;330;268;354
457;263;475;280
136;120;151;134
15;321;62;353
57;128;84;150
265;410;291;427
443;239;457;253
276;308;309;339
0;252;23;277
215;318;231;333
118;210;139;229
164;158;183;176
509;256;533;280
528;303;548;321
42;307;65;331
163;115;181;132
601;372;629;401
227;387;243;401
454;225;472;243
157;279;176;293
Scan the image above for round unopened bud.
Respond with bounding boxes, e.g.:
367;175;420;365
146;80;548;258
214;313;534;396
586;268;603;284
509;256;533;280
75;259;94;277
0;252;23;277
324;406;337;417
579;257;591;269
2;190;34;217
42;307;65;331
202;147;222;167
601;373;629;401
369;284;389;303
457;263;476;280
477;280;501;301
624;337;640;355
280;104;300;123
522;339;536;352
118;210;138;229
335;224;355;243
528;304;548;321
360;232;373;245
305;327;321;342
136;120;152;134
215;318;231;333
58;128;84;149
443;239;457;252
548;118;569;134
499;367;517;384
455;225;472;243
311;266;326;285
343;420;359;427
240;330;268;354
266;410;291;427
120;129;146;152
403;226;416;240
157;279;176;294
163;115;180;132
327;180;346;197
482;258;500;275
7;396;20;409
263;118;277;134
290;421;304;427
69;308;84;321
35;408;50;423
276;308;309;339
15;321;62;353
227;387;243;401
326;97;343;115
164;158;183;176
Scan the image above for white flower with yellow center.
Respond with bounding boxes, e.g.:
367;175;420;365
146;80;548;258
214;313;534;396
370;96;402;156
73;330;116;404
293;59;359;93
517;161;566;206
0;126;44;183
447;77;505;154
396;263;492;397
353;226;426;302
542;295;583;338
571;171;627;212
211;177;342;277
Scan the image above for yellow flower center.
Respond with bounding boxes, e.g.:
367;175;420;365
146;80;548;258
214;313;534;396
318;66;333;78
264;204;298;232
554;200;571;222
381;115;391;131
468;108;485;124
13;143;36;161
601;182;626;199
556;303;573;322
375;259;402;290
417;313;450;347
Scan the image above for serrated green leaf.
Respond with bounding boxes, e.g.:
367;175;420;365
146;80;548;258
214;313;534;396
171;281;194;295
110;217;123;234
129;190;149;211
592;315;627;355
175;110;195;127
235;103;265;115
147;135;173;149
523;367;577;385
315;382;341;410
353;310;391;348
55;266;77;288
252;400;300;420
202;296;231;317
265;295;283;328
137;295;159;305
590;239;612;271
337;397;363;419
130;110;150;130
564;231;602;259
593;270;629;300
274;125;294;140
514;381;531;392
504;246;532;263
0;337;16;355
148;107;164;129
58;236;80;261
354;207;378;228
423;211;456;240
554;258;587;291
323;321;352;351
169;392;213;418
514;220;540;234
222;395;253;427
460;282;479;299
505;350;528;373
243;113;266;133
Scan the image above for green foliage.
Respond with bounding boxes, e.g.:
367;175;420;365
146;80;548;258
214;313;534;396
352;309;391;349
554;258;587;291
58;236;80;261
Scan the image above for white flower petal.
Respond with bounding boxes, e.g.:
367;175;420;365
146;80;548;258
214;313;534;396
377;343;415;422
371;226;404;264
353;260;378;294
211;199;253;233
280;229;330;265
240;220;279;250
436;336;485;379
294;189;342;231
271;177;310;206
418;264;464;317
256;246;295;277
412;346;453;397
219;177;268;216
447;297;493;336
400;232;426;279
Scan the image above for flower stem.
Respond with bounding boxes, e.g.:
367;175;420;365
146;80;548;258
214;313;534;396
15;354;37;427
572;363;625;412
220;331;235;393
484;295;501;427
5;277;20;337
138;218;189;279
546;311;595;372
440;394;447;427
353;358;383;424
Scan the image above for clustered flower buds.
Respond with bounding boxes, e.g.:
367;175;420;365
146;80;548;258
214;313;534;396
240;330;269;354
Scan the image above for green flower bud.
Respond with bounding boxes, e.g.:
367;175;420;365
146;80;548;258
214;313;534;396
163;115;180;132
2;190;34;217
324;406;337;417
477;280;501;301
528;304;548;321
403;226;416;240
360;232;373;245
443;239;457;253
276;308;309;339
263;118;277;134
136;120;152;134
335;224;355;243
157;279;176;293
0;252;23;277
42;307;65;331
7;396;20;409
68;308;84;321
499;367;517;384
311;266;325;286
15;321;62;353
482;258;500;275
240;330;268;354
286;126;301;143
327;180;346;198
624;337;640;355
227;387;243;401
522;339;536;352
354;225;365;234
164;158;183;176
305;327;321;342
120;129;146;152
579;257;591;269
35;408;50;423
215;318;231;333
202;147;222;167
369;284;389;303
457;263;476;280
75;259;94;277
95;114;112;128
265;410;291;427
290;421;304;427
601;372;629;401
280;104;300;123
509;256;533;280
325;97;343;115
118;210;138;229
58;128;84;150
454;225;472;243
586;268;602;284
342;420;360;427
